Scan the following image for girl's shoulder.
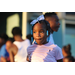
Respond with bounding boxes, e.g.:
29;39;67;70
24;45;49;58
47;42;61;51
51;44;62;52
27;44;37;54
27;44;37;50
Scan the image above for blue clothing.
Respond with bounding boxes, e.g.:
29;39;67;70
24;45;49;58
0;44;9;58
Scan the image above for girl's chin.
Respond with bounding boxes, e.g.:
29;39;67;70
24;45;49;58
36;42;48;45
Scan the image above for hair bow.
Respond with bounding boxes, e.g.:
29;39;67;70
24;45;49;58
30;15;45;25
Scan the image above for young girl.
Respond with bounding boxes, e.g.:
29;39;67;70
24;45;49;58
27;16;63;62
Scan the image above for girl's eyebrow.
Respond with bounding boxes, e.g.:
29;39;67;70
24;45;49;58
40;29;44;31
33;29;36;31
33;28;45;30
33;29;45;31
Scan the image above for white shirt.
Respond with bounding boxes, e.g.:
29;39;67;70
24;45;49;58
13;39;31;62
27;42;63;62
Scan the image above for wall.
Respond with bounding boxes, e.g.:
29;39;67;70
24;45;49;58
53;20;63;48
0;12;22;37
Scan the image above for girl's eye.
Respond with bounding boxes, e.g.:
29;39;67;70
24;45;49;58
40;31;44;33
33;31;36;33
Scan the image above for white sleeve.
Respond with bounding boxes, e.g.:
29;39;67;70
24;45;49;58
55;46;63;60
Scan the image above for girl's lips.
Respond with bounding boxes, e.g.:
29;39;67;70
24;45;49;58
36;39;41;40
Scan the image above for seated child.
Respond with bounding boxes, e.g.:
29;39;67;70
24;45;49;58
27;16;63;62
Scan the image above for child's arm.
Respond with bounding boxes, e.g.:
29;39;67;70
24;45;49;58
8;50;14;62
8;44;18;62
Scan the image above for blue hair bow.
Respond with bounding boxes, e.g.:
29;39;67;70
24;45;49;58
30;15;45;26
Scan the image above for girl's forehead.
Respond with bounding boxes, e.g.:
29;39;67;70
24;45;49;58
33;22;46;29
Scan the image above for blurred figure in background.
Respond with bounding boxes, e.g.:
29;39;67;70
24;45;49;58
6;38;14;52
0;33;9;62
1;38;14;62
6;38;14;62
8;27;31;62
63;56;74;62
62;44;75;62
26;34;32;44
44;12;60;44
62;44;71;57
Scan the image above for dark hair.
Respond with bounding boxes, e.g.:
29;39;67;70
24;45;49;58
0;33;8;41
44;12;57;20
64;56;75;62
12;27;22;36
26;34;32;41
32;20;51;31
63;44;71;56
6;38;14;43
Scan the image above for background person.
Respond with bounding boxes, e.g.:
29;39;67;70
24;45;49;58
63;56;75;62
44;12;60;44
8;27;31;62
62;44;71;57
26;34;32;44
0;33;9;61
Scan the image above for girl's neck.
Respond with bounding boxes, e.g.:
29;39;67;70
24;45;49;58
36;41;48;46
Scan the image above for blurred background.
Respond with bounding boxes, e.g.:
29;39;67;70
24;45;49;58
0;12;75;57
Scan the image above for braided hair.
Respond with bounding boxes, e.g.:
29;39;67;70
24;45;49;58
32;20;51;32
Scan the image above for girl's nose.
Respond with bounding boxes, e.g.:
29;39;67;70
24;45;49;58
36;32;40;37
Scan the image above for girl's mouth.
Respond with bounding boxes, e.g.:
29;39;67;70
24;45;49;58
36;39;41;40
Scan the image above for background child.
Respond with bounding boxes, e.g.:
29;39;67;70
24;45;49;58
62;44;71;57
44;12;60;44
27;17;63;62
62;44;75;62
0;33;9;62
7;27;31;62
63;56;75;62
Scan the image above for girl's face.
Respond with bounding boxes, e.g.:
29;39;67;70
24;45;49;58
33;22;48;45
